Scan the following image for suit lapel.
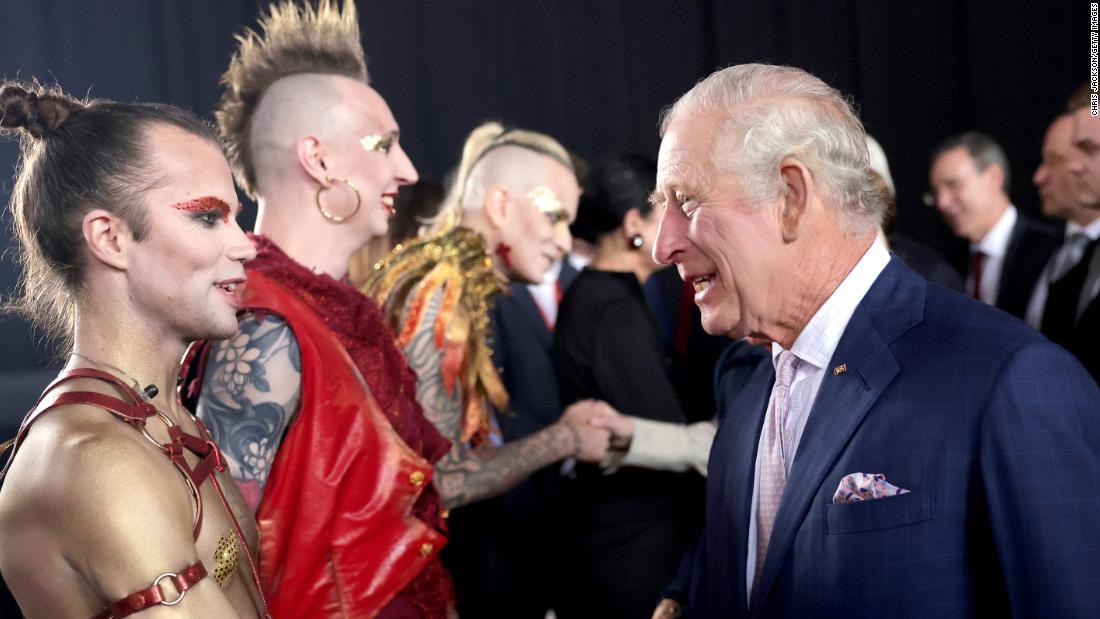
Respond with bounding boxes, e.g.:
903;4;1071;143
511;261;577;347
508;283;553;349
997;218;1026;312
750;259;924;611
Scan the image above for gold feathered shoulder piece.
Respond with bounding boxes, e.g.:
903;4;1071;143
363;226;508;444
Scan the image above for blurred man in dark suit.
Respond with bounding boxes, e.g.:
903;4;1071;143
928;131;1059;318
1060;89;1100;383
1027;106;1100;339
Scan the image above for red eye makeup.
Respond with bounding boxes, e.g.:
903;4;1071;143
170;196;232;223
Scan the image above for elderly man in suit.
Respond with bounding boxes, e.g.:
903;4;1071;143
650;63;1100;618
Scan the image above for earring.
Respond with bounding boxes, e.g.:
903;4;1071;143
315;177;361;223
495;242;513;269
629;233;644;250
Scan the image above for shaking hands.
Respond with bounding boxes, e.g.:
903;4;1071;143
559;400;634;462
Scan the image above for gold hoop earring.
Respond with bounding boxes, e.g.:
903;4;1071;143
315;176;361;223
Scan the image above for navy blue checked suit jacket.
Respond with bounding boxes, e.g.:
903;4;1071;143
683;258;1100;618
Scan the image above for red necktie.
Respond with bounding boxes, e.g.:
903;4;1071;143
971;251;986;300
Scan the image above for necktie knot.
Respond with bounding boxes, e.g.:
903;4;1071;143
1050;232;1091;283
775;350;799;388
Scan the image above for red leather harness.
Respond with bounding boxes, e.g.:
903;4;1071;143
0;368;270;618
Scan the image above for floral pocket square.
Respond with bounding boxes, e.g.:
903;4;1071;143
832;472;910;504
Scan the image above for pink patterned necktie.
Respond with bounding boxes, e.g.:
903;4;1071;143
753;349;800;592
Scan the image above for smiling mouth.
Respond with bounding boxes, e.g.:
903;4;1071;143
381;194;396;215
692;275;714;293
214;278;246;295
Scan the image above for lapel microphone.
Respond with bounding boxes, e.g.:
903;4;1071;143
141;384;159;401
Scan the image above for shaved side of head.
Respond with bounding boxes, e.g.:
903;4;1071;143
461;146;571;212
249;73;380;191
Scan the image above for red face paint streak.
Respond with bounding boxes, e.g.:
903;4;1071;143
170;196;231;223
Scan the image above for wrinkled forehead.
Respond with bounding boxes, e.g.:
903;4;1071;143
657;114;721;194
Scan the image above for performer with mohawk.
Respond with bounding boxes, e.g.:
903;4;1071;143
190;2;610;617
190;1;449;616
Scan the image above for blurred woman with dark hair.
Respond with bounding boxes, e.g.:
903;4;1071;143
553;154;710;619
0;80;265;618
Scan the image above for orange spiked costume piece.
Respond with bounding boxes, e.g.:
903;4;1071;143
365;227;508;445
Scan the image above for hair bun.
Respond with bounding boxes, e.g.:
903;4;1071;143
1;82;83;139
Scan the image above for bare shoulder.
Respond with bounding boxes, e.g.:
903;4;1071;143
2;401;192;540
0;402;201;615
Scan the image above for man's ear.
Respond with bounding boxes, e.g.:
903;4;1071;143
82;208;132;271
778;157;812;243
984;163;1006;192
295;135;329;185
482;186;511;229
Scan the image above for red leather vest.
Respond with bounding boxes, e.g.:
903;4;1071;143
233;271;445;617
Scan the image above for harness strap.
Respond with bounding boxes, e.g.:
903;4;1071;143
90;560;207;619
0;367;271;618
44;391;150;426
1;368;151;482
209;472;269;615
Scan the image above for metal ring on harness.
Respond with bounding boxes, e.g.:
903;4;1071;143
152;572;188;606
139;408;178;454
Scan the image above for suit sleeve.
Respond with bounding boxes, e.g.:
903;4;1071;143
980;339;1100;616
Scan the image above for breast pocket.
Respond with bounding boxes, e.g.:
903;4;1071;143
825;490;933;535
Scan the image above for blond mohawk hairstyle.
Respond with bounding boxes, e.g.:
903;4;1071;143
217;0;367;197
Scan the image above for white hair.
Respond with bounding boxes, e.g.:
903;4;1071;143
660;64;884;234
865;135;895;198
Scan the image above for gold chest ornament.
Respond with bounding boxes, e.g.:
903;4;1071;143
212;530;241;585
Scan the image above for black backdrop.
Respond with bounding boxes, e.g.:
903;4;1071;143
0;0;1086;421
0;0;1082;430
0;0;1087;613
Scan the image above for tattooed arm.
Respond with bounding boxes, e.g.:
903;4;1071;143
196;312;302;512
404;291;609;509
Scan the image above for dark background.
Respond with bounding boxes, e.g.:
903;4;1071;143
0;0;1086;612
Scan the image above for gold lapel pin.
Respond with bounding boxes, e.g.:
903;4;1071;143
833;364;848;376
